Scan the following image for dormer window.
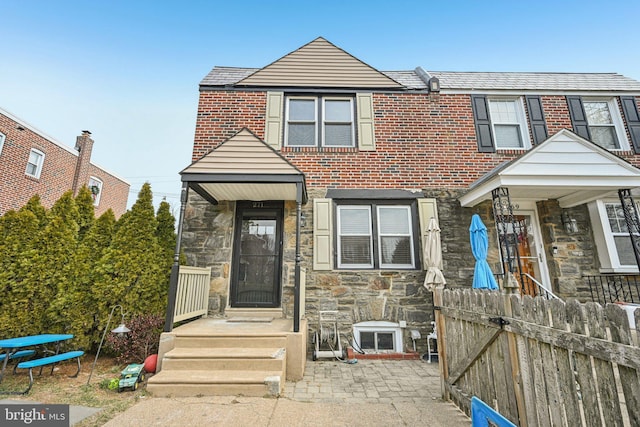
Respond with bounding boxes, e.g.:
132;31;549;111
285;96;355;148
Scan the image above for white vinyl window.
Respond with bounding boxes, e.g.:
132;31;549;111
88;176;103;206
337;204;415;269
285;97;354;147
589;200;639;273
377;206;415;268
322;99;354;147
286;98;317;146
337;206;373;268
488;98;530;149
605;202;638;267
0;132;5;156
353;321;403;353
25;148;45;179
583;99;628;150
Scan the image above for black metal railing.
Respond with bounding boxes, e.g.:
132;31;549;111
586;274;640;305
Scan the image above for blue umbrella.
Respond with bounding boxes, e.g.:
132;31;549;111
469;214;499;290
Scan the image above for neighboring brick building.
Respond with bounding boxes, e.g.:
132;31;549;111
0;107;129;217
174;38;640;355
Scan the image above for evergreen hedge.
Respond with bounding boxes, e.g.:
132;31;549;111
0;183;178;352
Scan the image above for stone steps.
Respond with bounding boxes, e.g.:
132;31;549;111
148;322;289;398
160;347;285;371
146;369;283;397
174;335;287;349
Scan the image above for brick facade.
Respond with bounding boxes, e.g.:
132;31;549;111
185;61;640;353
193;91;640;188
0;109;129;217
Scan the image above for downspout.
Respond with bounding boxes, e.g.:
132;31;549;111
293;183;302;333
164;182;189;333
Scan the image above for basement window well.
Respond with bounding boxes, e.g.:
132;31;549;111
353;321;403;353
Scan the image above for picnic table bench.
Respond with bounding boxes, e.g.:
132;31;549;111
17;350;84;394
0;334;83;394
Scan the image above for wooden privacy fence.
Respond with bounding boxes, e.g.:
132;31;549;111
434;287;640;427
173;266;211;323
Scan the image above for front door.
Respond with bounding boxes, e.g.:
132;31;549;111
230;202;283;308
511;210;551;297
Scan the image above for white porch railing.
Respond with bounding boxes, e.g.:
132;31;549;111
174;266;211;323
523;272;561;300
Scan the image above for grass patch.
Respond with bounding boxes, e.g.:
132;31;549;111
0;355;146;426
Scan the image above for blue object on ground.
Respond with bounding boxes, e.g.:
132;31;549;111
0;350;35;362
469;214;499;290
471;396;516;427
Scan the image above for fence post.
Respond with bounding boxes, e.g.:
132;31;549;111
503;272;528;427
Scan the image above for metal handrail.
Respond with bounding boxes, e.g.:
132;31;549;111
522;273;561;300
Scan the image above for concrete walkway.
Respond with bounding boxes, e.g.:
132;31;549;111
104;359;470;426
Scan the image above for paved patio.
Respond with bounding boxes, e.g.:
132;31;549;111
104;359;470;426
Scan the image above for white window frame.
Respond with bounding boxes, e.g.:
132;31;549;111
0;132;5;156
285;96;355;148
377;205;415;269
25;148;45;179
589;199;639;273
488;97;531;150
321;97;355;148
88;176;103;206
353;321;403;353
583;98;630;151
337;203;417;270
337;205;374;269
285;97;318;147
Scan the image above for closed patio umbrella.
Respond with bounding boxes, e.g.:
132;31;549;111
469;214;499;290
423;217;446;291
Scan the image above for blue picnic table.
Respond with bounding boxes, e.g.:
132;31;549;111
0;334;73;382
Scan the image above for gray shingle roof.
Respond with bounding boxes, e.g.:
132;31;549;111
201;67;257;86
201;67;640;92
381;71;427;90
429;71;640;91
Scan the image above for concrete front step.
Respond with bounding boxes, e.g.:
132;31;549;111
147;369;284;397
225;308;284;319
162;347;286;371
174;335;287;349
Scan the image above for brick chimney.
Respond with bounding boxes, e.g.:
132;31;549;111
72;130;94;195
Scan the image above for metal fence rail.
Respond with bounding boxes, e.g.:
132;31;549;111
585;274;640;305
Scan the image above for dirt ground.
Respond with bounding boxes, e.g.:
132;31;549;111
0;354;147;426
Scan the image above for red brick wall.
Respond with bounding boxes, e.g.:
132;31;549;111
86;165;129;218
192;90;640;188
193;91;267;161
0;111;129;217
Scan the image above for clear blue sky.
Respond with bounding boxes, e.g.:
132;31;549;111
2;0;639;211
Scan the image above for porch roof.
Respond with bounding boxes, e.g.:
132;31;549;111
459;129;640;208
180;128;307;204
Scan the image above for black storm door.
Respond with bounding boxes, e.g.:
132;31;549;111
230;202;283;307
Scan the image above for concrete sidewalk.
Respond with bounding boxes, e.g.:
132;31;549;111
104;359;470;426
